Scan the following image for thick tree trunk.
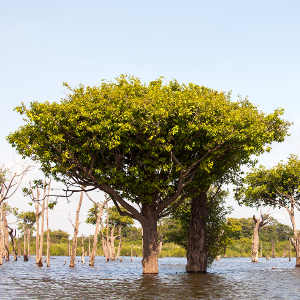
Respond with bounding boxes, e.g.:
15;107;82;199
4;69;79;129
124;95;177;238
27;228;31;257
291;237;300;267
186;192;208;273
271;239;275;258
141;203;158;274
69;191;83;267
116;226;122;259
252;231;259;262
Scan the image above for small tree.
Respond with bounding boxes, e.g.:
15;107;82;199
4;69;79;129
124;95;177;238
237;155;300;267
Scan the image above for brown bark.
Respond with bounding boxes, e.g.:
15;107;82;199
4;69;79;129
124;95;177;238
186;192;208;273
8;226;17;261
271;239;275;258
69;190;83;267
141;203;158;274
252;212;270;262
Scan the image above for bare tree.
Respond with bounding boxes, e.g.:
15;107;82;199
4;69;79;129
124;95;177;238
251;211;270;262
69;190;84;267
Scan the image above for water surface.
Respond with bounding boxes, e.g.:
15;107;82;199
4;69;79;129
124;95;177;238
0;256;299;299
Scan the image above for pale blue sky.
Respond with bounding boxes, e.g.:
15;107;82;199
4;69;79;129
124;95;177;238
1;0;300;234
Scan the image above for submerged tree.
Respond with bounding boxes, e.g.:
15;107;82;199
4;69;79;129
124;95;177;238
7;76;289;273
237;155;300;267
251;211;270;262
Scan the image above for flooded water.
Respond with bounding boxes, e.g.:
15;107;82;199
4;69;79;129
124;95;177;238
0;256;300;299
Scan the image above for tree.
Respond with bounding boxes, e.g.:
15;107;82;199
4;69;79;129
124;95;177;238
7;76;290;273
237;155;300;266
251;211;270;262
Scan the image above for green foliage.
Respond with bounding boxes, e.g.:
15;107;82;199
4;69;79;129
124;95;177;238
237;154;300;210
7;76;290;211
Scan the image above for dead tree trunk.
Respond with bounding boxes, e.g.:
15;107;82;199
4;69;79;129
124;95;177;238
8;226;17;261
2;205;10;261
186;192;208;273
27;227;30;257
110;226;116;260
46;181;50;267
271;239;276;258
18;234;21;257
81;235;84;262
252;211;270;262
283;243;287;258
69;190;83;267
116;225;122;259
23;225;28;261
38;182;46;267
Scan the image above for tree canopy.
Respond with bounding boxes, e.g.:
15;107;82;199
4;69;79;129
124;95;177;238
7;75;290;224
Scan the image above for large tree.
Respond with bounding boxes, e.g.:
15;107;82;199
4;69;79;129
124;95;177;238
236;155;300;266
7;76;289;273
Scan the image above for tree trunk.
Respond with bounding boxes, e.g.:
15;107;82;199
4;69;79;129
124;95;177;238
69;191;83;267
141;203;158;274
2;206;10;261
251;231;259;262
289;239;291;261
18;235;21;257
46;182;50;267
271;239;275;258
89;209;102;266
38;183;46;267
266;250;269;260
186;192;208;273
283;242;287;258
116;225;122;259
291;237;300;267
23;226;28;261
35;202;40;264
102;234;109;260
110;226;116;260
81;235;84;262
27;227;30;257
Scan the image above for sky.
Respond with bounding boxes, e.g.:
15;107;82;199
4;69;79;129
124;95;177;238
1;0;300;236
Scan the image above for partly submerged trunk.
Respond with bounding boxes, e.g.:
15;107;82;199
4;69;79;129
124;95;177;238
2;206;10;261
251;231;259;262
271;239;275;258
283;243;287;258
46;184;50;267
110;226;116;260
141;203;158;274
27;228;31;257
89;210;102;266
290;237;300;267
23;226;28;261
35;202;40;264
81;235;84;262
18;235;21;257
186;192;208;273
116;226;122;260
69;191;83;267
38;185;46;267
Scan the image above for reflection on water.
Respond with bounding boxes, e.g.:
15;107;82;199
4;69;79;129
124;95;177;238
0;256;300;299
